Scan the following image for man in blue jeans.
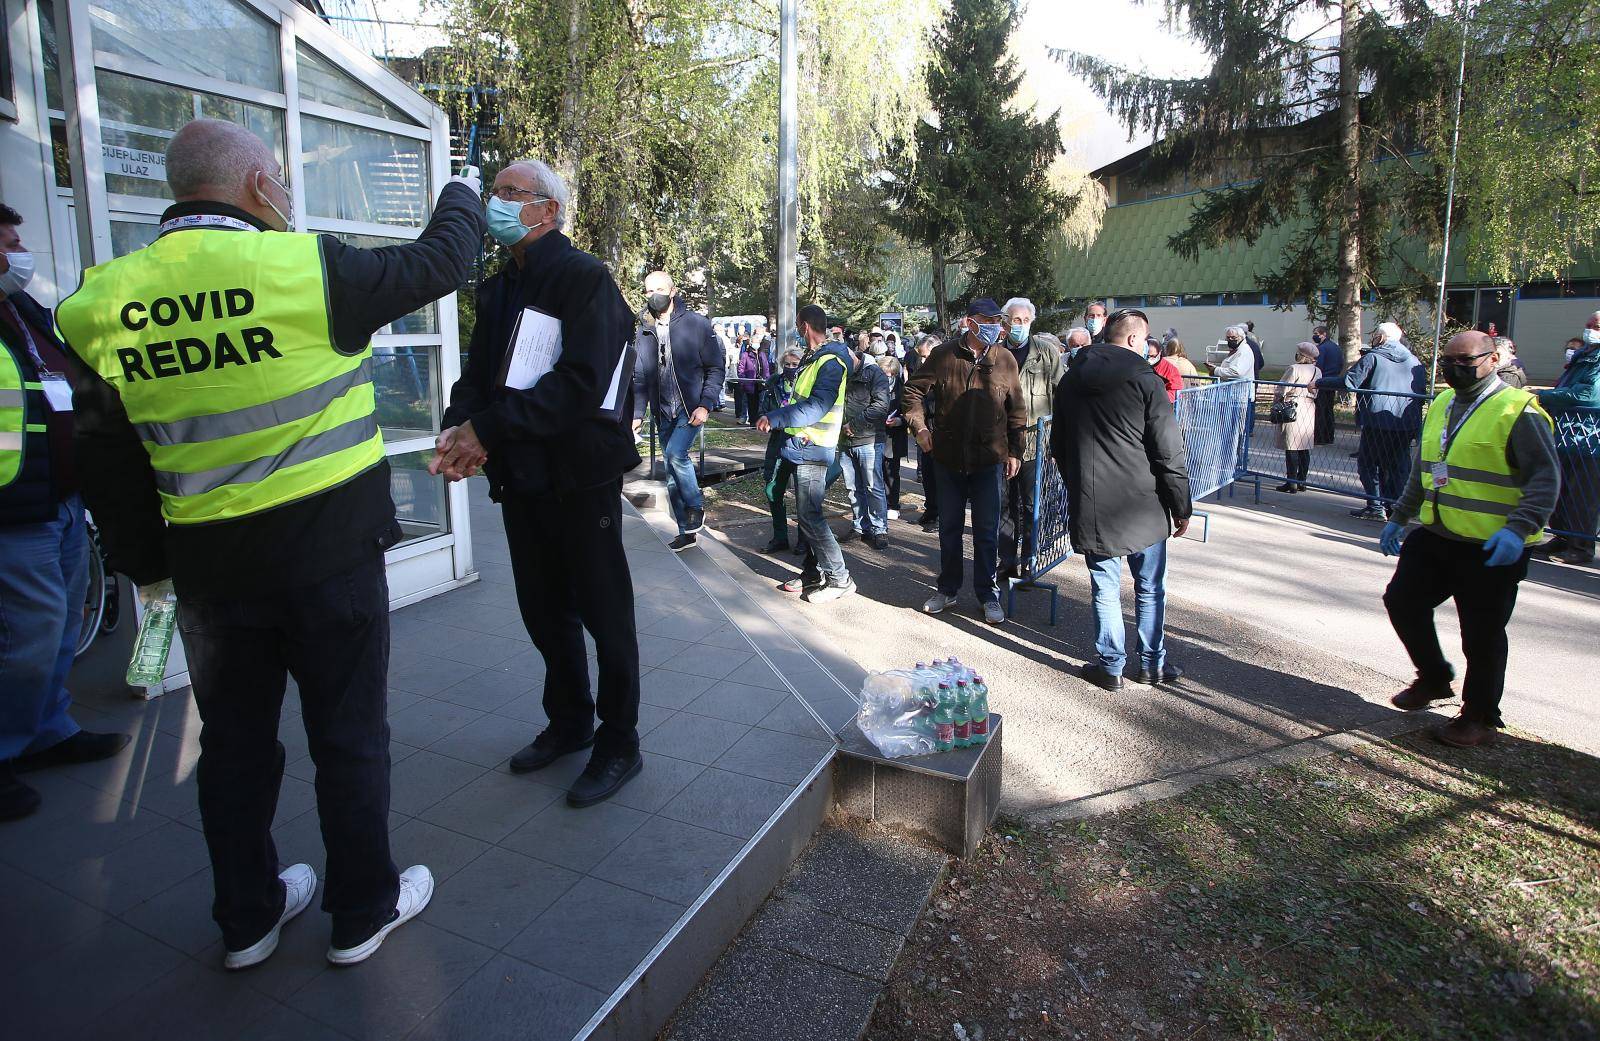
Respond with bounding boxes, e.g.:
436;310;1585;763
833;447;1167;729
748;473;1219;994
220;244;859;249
632;270;725;551
836;342;893;549
1;204;130;822
1050;308;1193;690
760;303;854;603
903;298;1026;626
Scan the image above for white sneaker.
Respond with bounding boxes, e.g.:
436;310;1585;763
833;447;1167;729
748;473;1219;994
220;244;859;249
982;600;1005;625
223;863;316;970
887;509;900;520
326;865;434;966
922;592;955;614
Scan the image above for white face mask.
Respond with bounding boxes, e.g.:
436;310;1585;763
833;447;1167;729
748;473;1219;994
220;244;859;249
1582;328;1600;347
0;251;34;297
1567;349;1578;363
1086;316;1104;335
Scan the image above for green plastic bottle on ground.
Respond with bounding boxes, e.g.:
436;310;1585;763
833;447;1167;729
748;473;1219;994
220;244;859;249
968;675;990;745
932;683;956;753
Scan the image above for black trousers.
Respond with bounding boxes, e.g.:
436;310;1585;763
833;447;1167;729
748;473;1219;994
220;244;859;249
1313;389;1337;445
883;448;903;510
998;467;1038;574
179;552;399;950
1284;449;1310;485
918;444;939;519
501;478;640;756
1382;527;1529;726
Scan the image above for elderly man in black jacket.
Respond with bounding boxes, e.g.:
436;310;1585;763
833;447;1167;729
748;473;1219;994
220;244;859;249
437;160;643;809
631;271;724;551
837;342;895;549
1050;308;1192;692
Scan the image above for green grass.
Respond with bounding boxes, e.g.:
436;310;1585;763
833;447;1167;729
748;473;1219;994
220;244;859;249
868;731;1600;1041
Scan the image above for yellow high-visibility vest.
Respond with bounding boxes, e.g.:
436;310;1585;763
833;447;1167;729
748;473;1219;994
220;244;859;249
784;348;847;449
1417;383;1552;543
56;228;383;524
0;341;47;488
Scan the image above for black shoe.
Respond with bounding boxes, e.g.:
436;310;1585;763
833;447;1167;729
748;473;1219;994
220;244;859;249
669;532;697;552
13;730;131;774
1551;547;1595;567
864;533;889;551
1133;663;1185;685
0;763;41;821
920;517;940;533
1274;483;1296;493
1349;506;1386;521
838;528;860;543
1530;538;1568;558
684;508;705;535
762;537;791;554
1078;663;1123;692
509;729;595;774
567;750;643;807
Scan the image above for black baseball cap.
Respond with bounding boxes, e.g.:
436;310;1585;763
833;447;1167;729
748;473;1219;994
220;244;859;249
966;297;1003;318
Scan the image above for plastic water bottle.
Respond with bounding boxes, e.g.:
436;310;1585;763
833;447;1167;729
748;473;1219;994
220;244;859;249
968;675;991;745
932;683;956;752
126;593;177;687
953;681;972;748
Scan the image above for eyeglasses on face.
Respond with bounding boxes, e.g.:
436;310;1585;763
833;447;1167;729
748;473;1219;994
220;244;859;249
486;186;550;203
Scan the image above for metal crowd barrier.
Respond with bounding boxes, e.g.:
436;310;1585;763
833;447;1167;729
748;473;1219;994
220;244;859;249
1007;420;1070;623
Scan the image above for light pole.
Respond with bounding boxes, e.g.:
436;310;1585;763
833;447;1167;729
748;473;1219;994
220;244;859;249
776;0;799;350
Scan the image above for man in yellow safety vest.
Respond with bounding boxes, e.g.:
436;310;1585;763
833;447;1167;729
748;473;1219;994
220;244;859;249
55;119;484;969
1378;330;1560;748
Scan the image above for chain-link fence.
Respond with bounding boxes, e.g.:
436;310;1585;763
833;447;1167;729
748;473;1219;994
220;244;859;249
1176;379;1254;499
1550;406;1600;544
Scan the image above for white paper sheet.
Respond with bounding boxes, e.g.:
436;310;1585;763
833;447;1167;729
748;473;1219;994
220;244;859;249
599;344;630;414
502;308;563;391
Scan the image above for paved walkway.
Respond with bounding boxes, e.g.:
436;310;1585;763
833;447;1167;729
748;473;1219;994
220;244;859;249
4;479;840;1041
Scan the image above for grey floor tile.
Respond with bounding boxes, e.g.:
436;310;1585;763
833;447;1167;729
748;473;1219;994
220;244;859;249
387;749;486;816
386;699;485;749
642;611;730;644
681;679;791;725
639;712;751;766
639;668;716;710
715;727;832;785
506;876;685;992
657;767;794;839
388;818;491;884
607;752;705;814
589;815;745;906
756;696;833;740
119;865;221;955
636;633;692;668
427;626;531;669
285;921;494;1041
432;669;537;713
0;770;161;871
720;654;795;693
49;726;199;800
666;937;881;1041
698;624;754;652
656;645;752;681
416;769;564;844
235;1003;350;1041
636;701;673;737
0;863;110;973
52;818;212;914
423;846;580;949
501;799;650;873
0;917;186;1040
426;713;524;768
77;957;278;1041
746;896;906;981
409;953;606;1041
493;646;551;679
389;656;483;697
494;690;551;727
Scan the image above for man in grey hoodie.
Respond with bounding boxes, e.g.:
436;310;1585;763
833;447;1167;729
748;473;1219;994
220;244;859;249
1342;322;1426;519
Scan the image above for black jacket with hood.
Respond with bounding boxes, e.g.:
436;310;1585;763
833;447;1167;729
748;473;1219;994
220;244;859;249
1049;343;1192;558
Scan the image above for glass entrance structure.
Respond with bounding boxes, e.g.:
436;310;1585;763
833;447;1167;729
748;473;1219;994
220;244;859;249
0;0;473;611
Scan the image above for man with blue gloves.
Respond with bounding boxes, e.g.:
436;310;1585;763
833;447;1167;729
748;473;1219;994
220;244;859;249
1378;331;1559;748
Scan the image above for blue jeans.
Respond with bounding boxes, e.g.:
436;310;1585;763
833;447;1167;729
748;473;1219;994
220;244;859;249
1083;537;1169;677
657;409;703;532
0;494;88;760
795;461;849;587
933;461;1003;604
840;442;887;535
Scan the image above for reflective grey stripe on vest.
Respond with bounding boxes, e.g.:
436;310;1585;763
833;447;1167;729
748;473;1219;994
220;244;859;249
0;432;20;451
135;360;374;447
153;412;378;498
1438;463;1519;489
0;389;25;408
1433;490;1516;517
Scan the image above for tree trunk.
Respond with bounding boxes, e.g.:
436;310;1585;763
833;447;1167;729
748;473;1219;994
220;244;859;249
932;241;949;333
557;0;584;235
1335;0;1364;365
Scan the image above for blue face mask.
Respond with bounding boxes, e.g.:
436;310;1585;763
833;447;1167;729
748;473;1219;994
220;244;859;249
1006;323;1029;345
485;195;548;246
974;322;1003;347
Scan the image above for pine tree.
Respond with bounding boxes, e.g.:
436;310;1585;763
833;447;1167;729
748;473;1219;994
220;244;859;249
1052;0;1453;364
887;0;1075;329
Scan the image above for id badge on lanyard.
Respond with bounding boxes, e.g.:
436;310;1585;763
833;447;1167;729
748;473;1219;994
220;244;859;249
1435;379;1503;490
5;300;73;411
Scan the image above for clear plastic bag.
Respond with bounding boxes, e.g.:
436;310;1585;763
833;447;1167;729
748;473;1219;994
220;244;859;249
855;671;937;758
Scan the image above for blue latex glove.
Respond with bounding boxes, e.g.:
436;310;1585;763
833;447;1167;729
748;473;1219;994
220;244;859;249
1482;527;1523;567
1379;521;1405;556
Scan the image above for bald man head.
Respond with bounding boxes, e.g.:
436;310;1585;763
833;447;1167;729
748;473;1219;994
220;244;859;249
165;119;292;231
1439;330;1499;391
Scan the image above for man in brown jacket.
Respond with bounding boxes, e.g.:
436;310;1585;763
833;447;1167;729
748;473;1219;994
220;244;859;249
903;298;1027;625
